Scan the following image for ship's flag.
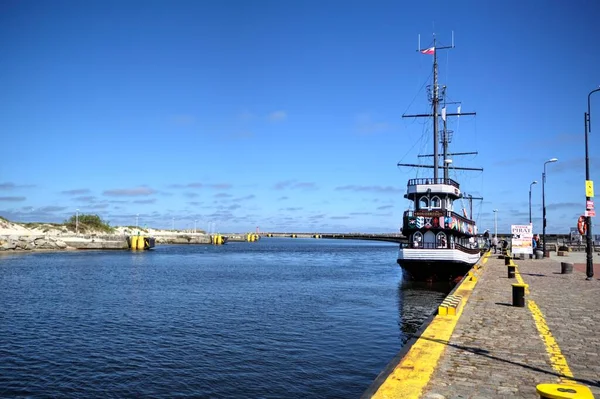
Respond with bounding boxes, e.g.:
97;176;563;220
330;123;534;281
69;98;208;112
457;105;461;118
441;107;446;121
420;47;435;55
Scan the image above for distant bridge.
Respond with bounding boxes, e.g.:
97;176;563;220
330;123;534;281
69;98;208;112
261;232;407;244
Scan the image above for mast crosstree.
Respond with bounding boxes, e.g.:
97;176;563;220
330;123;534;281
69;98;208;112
399;33;482;180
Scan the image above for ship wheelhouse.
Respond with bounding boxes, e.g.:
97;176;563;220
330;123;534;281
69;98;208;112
402;177;477;250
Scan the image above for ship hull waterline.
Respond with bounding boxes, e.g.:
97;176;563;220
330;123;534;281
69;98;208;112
397;248;481;282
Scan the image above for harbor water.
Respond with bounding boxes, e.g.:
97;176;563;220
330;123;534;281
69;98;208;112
0;238;451;398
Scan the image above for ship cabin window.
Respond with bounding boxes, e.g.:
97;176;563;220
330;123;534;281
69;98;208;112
412;232;423;248
436;232;447;248
418;197;429;210
431;196;441;209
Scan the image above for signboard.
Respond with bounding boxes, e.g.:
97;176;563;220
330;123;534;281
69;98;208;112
585;210;596;217
586;180;595;198
413;210;444;217
511;224;533;255
587;200;594;210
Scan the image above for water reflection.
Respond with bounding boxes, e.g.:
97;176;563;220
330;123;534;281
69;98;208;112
397;280;453;343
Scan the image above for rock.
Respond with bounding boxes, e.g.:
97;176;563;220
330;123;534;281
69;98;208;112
1;240;16;250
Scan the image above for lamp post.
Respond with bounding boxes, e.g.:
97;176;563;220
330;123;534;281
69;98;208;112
493;209;498;239
76;209;79;235
529;181;538;224
194;219;197;234
136;213;139;228
542;158;558;257
584;87;600;280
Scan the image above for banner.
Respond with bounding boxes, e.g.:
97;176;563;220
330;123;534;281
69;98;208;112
511;224;533;254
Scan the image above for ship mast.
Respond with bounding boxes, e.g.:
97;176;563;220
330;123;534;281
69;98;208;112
401;33;480;178
432;36;439;179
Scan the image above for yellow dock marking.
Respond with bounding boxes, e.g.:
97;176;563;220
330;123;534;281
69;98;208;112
513;267;575;384
527;300;575;384
371;252;489;399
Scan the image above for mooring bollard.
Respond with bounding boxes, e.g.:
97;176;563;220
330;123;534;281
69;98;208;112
512;283;527;307
507;264;516;279
504;256;511;266
560;262;573;274
536;383;594;399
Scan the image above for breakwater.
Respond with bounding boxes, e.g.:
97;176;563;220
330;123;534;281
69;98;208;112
0;233;252;252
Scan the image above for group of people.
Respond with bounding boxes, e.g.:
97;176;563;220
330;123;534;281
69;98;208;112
487;233;540;254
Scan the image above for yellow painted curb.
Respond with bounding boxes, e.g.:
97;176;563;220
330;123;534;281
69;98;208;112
370;255;487;399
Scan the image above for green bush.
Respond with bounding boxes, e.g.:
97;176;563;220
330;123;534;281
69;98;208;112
64;214;114;234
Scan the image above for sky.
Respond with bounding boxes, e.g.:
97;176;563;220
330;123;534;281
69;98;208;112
1;0;599;234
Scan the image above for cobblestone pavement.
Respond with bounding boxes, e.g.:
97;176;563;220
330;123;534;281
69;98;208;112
421;253;600;399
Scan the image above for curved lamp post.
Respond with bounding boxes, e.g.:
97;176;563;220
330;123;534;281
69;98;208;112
542;158;558;257
529;181;538;225
584;87;600;280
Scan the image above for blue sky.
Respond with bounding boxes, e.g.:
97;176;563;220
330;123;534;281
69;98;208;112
1;0;599;234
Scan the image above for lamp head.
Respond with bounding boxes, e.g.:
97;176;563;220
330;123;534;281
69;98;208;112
548;158;558;163
532;180;538;184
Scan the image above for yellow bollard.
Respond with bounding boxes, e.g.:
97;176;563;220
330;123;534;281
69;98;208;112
536;383;594;399
136;235;145;250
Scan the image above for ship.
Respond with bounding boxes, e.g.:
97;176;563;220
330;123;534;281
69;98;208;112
397;34;483;282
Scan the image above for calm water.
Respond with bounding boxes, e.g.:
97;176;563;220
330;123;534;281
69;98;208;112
0;238;450;398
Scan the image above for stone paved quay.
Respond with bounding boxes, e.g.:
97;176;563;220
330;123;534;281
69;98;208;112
421;252;600;399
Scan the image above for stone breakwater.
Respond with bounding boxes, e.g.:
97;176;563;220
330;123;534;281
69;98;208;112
0;233;249;252
0;235;69;251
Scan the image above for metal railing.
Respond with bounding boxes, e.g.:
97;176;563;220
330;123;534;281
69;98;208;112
407;178;460;189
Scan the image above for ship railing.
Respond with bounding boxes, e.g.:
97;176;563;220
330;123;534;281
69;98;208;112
403;210;475;224
407;178;460;189
401;241;481;253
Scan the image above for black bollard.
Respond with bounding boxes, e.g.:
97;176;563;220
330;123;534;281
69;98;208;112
504;256;512;266
507;265;516;279
560;262;573;274
512;283;527;307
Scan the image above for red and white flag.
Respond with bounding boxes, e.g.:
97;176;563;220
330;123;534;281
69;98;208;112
420;47;435;55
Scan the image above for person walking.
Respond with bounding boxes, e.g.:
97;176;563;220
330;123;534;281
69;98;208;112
491;236;498;254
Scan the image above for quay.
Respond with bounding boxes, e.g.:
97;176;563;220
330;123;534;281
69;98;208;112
364;251;600;398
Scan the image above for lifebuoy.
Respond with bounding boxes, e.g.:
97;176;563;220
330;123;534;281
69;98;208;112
577;215;587;235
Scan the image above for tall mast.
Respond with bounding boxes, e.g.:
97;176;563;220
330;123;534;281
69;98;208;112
432;36;439;180
442;92;448;180
400;33;481;175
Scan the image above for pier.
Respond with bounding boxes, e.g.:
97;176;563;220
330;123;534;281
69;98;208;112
364;251;600;398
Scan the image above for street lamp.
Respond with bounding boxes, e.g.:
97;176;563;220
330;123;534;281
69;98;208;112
529;181;538;224
542;158;558;257
584;87;600;280
493;209;498;239
76;209;79;235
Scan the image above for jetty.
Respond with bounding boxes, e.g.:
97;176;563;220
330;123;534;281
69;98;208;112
363;251;600;398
